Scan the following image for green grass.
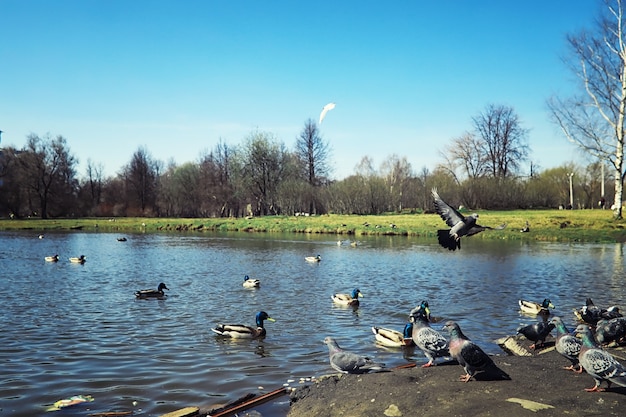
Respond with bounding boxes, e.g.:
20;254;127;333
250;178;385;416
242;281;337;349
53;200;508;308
1;210;625;243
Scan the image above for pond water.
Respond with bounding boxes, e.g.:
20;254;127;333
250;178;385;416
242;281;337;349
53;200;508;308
0;231;624;416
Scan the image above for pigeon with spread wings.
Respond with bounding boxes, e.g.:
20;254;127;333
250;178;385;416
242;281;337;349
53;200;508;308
431;188;506;251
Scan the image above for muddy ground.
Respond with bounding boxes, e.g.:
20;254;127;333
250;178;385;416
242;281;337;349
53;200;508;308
287;346;626;417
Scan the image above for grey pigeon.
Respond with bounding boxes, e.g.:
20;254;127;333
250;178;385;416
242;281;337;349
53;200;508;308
576;324;626;392
443;320;511;382
594;317;626;346
550;316;582;372
410;307;449;367
431;188;506;251
516;321;555;350
323;337;385;374
601;306;623;320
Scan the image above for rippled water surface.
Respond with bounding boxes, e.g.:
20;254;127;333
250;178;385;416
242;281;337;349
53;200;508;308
1;231;625;416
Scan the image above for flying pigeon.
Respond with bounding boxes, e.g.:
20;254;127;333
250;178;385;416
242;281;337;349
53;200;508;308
550;316;582;372
323;336;385;374
443;320;511;382
516;321;555;350
409;306;449;367
319;102;336;124
576;324;626;392
431;188;506;251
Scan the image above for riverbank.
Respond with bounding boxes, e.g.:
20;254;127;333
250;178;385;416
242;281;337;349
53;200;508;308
287;347;626;417
0;209;625;243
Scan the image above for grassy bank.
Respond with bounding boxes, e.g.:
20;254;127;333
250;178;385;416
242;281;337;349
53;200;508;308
1;209;625;243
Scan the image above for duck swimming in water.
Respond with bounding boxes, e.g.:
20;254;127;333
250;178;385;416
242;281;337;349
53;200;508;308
211;311;275;339
332;288;363;307
135;282;169;299
45;254;59;262
242;275;260;288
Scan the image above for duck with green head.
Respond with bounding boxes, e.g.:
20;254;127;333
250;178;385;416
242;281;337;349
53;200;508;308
332;288;363;307
211;311;275;339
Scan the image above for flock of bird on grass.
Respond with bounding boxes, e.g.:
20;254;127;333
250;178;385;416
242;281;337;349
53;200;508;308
47;189;626;392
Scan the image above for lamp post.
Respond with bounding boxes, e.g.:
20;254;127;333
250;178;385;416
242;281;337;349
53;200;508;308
568;173;574;209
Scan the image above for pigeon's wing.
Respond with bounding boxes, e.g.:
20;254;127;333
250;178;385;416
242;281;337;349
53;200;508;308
582;349;626;386
466;223;507;237
416;327;449;357
432;188;465;228
330;351;382;374
460;341;495;373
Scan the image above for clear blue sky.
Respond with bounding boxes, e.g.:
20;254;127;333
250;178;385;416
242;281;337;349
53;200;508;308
0;0;600;180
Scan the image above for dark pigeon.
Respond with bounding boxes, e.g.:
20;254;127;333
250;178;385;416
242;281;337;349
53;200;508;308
517;321;555;350
550;316;582;372
576;324;626;392
323;337;385;374
576;298;605;326
594;317;626;346
431;188;506;251
443;320;511;382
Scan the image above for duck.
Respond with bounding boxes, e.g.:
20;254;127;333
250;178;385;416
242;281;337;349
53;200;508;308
242;275;260;288
550;316;583;372
135;282;169;298
44;254;59;262
305;254;322;262
117;237;127;242
69;255;86;264
332;288;363;307
409;300;431;322
519;298;555;316
371;322;414;347
211;311;275;339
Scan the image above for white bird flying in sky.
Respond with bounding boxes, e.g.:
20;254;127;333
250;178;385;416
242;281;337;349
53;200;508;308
319;102;336;124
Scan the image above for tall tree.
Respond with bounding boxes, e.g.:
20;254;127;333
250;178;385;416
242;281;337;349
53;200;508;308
472;104;529;178
295;119;331;214
18;133;77;218
548;0;626;218
123;146;160;215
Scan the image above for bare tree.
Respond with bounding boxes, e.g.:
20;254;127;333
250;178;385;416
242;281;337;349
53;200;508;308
18;133;77;218
442;131;488;180
548;0;626;218
295;119;331;214
122;146;160;215
379;154;413;211
472;104;529;178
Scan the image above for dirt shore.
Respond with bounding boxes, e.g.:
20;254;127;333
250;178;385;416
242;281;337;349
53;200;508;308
287;347;626;417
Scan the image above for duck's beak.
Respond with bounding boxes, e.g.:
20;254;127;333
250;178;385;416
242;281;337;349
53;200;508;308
267;317;276;322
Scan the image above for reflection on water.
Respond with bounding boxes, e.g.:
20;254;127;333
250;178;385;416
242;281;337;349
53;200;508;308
0;231;624;416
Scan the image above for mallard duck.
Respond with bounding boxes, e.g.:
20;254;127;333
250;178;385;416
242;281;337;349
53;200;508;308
371;322;414;347
45;254;59;262
135;282;169;298
211;311;275;339
69;255;86;264
332;288;363;306
519;298;555;316
242;275;260;288
117;237;127;242
305;254;322;262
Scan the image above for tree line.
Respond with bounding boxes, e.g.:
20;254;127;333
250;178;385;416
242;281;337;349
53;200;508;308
0;108;615;219
3;0;626;219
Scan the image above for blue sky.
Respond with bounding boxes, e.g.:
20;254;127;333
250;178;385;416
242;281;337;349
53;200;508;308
0;1;600;180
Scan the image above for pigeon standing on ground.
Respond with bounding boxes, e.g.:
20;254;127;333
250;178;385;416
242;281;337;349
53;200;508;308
594;317;626;346
550;316;582;372
443;320;511;382
323;337;385;374
576;324;626;392
517;321;555;350
431;188;506;251
409;307;449;367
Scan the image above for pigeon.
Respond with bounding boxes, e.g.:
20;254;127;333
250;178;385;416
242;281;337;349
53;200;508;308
601;306;623;320
408;300;431;321
431;188;506;251
516;321;555;350
323;337;385;374
594;317;626;346
550;316;582;372
575;324;626;392
443;320;511;382
409;307;449;367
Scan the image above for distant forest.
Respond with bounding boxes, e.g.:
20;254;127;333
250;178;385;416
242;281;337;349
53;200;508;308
0;106;611;219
